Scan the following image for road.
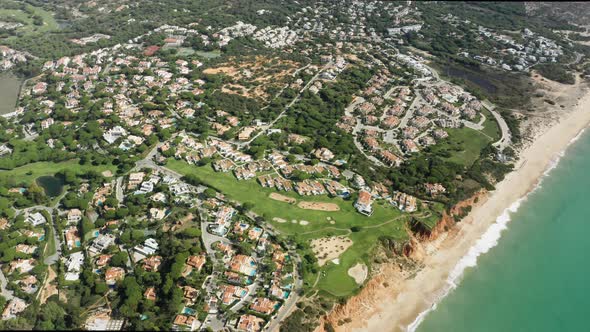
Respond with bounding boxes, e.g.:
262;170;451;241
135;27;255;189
482;101;512;150
134;141;185;179
201;222;232;255
14;194;66;266
115;176;124;205
266;253;303;332
241;211;303;332
230;281;259;313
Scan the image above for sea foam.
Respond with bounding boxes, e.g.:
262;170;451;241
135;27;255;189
406;128;587;332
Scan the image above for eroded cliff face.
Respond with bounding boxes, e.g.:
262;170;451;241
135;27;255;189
317;191;487;332
318;264;406;332
414;191;487;242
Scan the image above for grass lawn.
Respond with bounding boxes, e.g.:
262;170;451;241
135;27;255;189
430;127;491;167
0;159;116;185
167;159;419;296
44;224;56;262
480;108;501;141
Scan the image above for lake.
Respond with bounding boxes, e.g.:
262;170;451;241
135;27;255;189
36;175;65;197
0;73;23;115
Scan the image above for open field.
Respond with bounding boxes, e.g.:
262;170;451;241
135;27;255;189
430;127;492;167
312;216;409;296
195;50;222;59
0;159;116;185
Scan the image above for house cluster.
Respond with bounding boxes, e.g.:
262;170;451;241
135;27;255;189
198;201;294;331
215;21;258;47
253;26;299;49
343;59;485;163
170;134;253;167
444;13;568;72
214;21;298;49
0;45;29;70
21;32;210;153
0;213;47;320
70;33;111;45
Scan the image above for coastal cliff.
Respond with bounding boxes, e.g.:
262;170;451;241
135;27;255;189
316;191;486;332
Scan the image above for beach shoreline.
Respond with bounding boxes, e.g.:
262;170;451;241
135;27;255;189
325;84;590;332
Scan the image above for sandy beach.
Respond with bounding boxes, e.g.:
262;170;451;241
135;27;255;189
325;85;590;332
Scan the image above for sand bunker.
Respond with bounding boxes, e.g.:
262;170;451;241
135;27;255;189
311;236;353;266
269;193;296;204
348;263;368;285
299;220;309;225
273;217;287;223
298;201;340;211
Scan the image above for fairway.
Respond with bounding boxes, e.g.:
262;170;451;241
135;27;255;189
0;159;116;185
167;159;405;234
167;159;417;296
0;3;59;37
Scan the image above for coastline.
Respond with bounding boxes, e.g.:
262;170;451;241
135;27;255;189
327;85;590;332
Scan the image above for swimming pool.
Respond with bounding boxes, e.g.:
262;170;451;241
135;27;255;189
182;307;196;315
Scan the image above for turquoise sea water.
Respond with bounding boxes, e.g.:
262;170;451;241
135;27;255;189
416;129;590;332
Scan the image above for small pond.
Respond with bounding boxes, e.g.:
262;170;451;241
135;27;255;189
36;175;65;197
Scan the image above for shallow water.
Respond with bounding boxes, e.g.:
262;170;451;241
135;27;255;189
416;129;590;332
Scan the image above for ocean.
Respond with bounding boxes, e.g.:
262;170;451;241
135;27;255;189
414;129;590;332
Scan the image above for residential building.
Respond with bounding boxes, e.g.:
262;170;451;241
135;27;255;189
354;190;374;216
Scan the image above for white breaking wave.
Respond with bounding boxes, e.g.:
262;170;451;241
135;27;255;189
406;127;587;332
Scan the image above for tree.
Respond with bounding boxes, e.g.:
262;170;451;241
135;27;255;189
240;202;254;213
119;277;142;318
35;301;67;330
180;227;201;238
94;282;108;295
110;251;128;267
203;188;217;199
